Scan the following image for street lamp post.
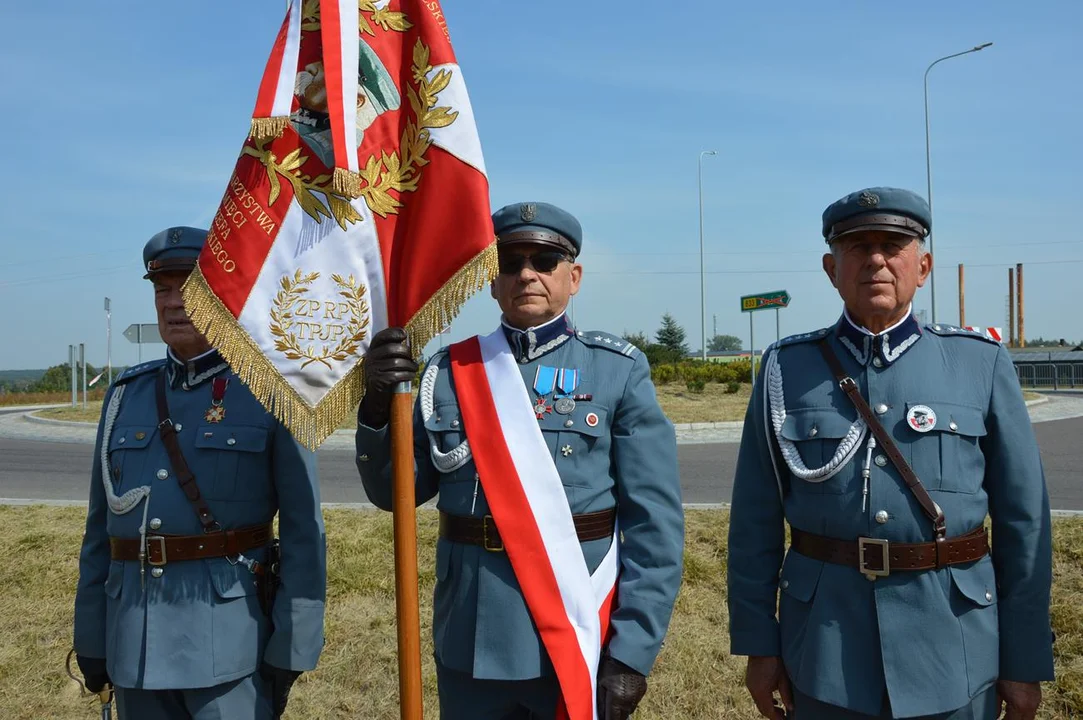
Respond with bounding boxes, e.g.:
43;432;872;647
924;41;993;323
698;150;716;361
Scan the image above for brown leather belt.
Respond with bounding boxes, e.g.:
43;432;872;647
109;523;273;566
790;526;989;580
439;509;616;552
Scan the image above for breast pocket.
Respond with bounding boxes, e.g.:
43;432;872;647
194;425;270;499
107;426;155;492
779;408;859;495
904;402;987;493
423;403;472;482
540;403;608;488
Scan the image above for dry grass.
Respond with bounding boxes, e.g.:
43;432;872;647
0;507;1079;718
0;391;106;407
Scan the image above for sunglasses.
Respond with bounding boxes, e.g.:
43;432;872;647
497;250;570;275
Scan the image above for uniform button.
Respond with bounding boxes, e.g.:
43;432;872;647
227;438;237;446
872;357;883;368
149;518;162;530
874;455;887;467
875;403;889;415
875;510;889;525
807;425;818;438
949;421;958;432
174;423;183;432
150;567;164;578
118;437;126;445
358;454;370;462
156;469;169;480
985;591;993;602
564;419;574;428
450;420;460;428
780;580;790;590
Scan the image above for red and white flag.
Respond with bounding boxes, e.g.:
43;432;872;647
450;330;620;720
183;0;494;447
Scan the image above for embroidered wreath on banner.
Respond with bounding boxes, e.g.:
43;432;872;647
270;269;371;369
301;1;413;35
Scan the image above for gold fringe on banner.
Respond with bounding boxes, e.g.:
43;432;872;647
331;167;362;198
404;242;499;362
180;241;497;450
249;116;290;140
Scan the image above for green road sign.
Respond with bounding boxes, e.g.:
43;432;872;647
740;290;791;312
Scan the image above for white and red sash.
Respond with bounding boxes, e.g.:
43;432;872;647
449;329;619;720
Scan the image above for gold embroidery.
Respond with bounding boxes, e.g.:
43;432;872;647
270;270;371;369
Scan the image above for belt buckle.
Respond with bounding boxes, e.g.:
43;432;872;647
146;536;168;566
482;516;503;552
858;537;889;580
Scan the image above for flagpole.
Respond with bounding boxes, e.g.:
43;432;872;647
390;382;424;719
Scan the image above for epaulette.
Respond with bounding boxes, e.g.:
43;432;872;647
576;330;639;359
774;326;831;350
423;346;451;368
114;358;166;385
926;324;1001;345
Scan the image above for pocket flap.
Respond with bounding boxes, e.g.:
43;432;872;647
905;402;986;437
109;426;154;451
780;547;825;603
207;559;258;599
949;556;997;607
423;404;462;432
194;425;268;453
779;408;855;442
539;403;607;437
104;561;124;599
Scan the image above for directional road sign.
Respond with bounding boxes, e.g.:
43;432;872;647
123;323;163;344
740;290;791;312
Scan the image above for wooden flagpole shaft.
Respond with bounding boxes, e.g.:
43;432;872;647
391;382;423;719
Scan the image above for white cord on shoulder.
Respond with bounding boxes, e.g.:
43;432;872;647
419;362;472;473
99;385;152;514
766;350;867;482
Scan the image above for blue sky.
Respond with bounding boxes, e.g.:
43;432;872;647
2;0;1080;370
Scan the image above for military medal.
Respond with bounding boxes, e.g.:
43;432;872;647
554;397;576;415
532;366;559;420
204;377;229;423
552;367;580;414
906;404;936;433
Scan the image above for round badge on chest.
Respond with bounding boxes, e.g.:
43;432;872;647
906;404;937;433
585;412;599;428
554;397;576;415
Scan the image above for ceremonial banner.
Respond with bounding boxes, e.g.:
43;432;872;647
183;0;495;448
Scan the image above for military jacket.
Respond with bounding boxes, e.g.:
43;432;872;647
727;313;1054;717
73;349;326;689
356;314;684;680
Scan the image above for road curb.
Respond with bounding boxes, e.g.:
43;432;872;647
22;413;97;428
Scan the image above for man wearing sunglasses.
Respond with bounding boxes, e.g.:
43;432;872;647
355;202;684;719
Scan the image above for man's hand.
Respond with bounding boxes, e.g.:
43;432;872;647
597;655;647;720
998;679;1041;720
75;654;111;694
260;662;302;718
745;656;793;719
359;327;418;428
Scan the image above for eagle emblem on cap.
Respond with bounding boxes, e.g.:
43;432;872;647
520;203;537;222
858;191;880;208
168;228;183;244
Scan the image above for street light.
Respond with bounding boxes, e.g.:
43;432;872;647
698;150;716;361
924;41;993;323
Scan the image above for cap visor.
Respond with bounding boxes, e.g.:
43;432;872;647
829;224;922;242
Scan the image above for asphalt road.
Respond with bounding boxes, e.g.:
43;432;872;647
0;419;1077;508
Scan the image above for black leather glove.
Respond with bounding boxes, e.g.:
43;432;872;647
359;327;418;428
597;655;648;720
75;654;111;694
260;662;302;718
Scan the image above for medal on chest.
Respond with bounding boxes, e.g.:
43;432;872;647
532;366;557;418
204;377;229;423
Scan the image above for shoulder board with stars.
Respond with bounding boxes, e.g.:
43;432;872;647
925;324;1001;345
114;358;167;385
577;330;639;359
774;327;831;350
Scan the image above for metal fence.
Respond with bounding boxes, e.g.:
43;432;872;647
1014;362;1083;389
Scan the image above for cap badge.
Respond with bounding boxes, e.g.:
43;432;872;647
520;203;537;222
906;404;937;433
858;191;880;208
168;228;183;244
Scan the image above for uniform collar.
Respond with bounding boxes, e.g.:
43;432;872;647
501;312;575;364
166;348;230;389
835;306;922;367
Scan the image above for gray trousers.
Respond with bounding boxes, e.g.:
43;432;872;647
794;684;998;720
115;673;273;720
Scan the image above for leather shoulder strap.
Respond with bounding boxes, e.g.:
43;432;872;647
155;368;221;533
817;339;946;538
